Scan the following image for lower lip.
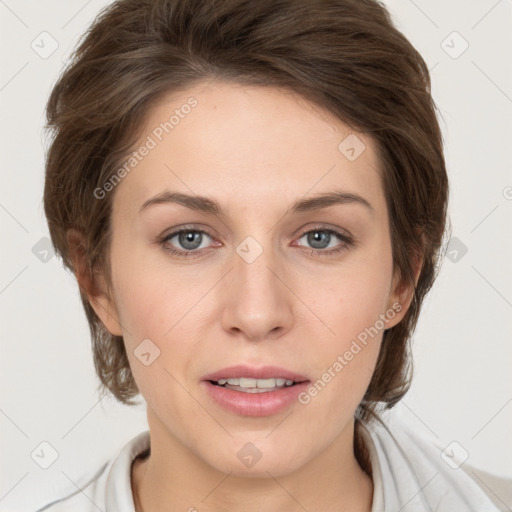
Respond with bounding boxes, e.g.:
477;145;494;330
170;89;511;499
201;381;310;417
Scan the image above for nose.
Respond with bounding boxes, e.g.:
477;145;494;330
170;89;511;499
220;240;294;342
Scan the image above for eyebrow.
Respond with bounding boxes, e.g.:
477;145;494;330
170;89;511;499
139;189;375;216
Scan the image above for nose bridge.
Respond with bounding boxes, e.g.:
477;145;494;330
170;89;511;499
220;232;293;339
234;233;283;304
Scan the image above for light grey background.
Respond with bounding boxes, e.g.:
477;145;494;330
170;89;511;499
1;1;511;510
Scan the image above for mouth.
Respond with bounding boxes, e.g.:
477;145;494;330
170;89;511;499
201;365;310;416
208;377;306;393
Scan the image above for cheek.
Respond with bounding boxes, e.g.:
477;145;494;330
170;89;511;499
299;250;393;400
108;244;211;385
298;279;387;426
109;235;185;336
309;256;393;344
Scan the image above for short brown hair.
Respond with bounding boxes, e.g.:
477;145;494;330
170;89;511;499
43;0;450;422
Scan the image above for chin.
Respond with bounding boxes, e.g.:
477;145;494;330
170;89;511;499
202;439;311;479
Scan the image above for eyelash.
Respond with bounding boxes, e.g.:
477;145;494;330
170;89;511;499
158;225;355;259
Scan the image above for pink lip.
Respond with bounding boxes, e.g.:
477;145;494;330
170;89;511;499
201;365;310;417
201;380;310;417
201;365;309;383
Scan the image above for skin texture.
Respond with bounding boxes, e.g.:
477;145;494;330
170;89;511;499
73;80;419;512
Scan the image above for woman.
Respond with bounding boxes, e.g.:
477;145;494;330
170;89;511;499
37;0;510;510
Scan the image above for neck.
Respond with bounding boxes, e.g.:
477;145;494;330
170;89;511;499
131;418;373;512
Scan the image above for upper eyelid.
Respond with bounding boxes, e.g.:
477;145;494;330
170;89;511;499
163;224;350;236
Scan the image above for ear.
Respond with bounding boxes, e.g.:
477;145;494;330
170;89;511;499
67;229;123;336
385;244;423;330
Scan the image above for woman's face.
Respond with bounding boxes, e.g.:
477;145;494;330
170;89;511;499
91;81;412;477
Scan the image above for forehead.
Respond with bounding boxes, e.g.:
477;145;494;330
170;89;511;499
112;81;385;217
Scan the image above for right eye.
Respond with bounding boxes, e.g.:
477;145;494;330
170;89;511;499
160;228;216;257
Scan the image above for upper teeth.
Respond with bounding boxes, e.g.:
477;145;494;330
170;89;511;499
217;377;294;388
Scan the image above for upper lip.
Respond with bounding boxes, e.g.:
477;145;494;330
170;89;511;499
202;365;309;383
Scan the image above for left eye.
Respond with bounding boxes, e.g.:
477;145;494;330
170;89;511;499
296;229;348;250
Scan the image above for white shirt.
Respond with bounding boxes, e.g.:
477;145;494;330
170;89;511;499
34;413;511;512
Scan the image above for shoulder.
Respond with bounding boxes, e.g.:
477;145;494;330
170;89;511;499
458;463;512;512
358;410;512;512
32;430;150;512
